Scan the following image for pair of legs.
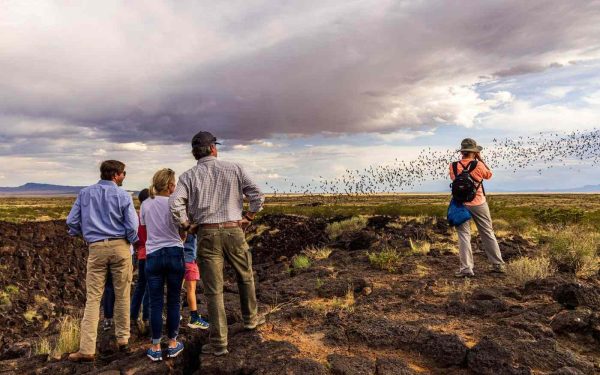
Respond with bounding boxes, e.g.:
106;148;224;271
146;247;185;353
77;239;132;356
184;261;209;328
130;258;150;322
198;227;259;350
456;202;505;275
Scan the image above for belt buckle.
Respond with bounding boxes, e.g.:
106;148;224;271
217;222;225;229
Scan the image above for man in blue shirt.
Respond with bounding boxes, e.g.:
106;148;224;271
66;160;138;362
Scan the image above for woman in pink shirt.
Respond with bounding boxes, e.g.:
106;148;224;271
449;138;505;278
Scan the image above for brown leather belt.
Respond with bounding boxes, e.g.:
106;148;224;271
200;221;241;229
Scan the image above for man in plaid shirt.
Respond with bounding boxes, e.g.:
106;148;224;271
169;131;265;356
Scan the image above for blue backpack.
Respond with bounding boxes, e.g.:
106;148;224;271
447;199;472;227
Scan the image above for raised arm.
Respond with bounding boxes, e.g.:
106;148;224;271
169;174;191;228
240;165;265;214
66;193;82;236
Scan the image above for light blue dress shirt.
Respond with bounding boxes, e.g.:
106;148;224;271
67;180;139;244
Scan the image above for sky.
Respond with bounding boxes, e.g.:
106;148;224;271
1;0;600;192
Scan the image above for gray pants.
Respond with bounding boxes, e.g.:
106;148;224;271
457;202;504;274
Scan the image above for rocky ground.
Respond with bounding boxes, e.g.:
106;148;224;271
0;215;599;374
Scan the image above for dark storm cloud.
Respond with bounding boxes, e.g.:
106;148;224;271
1;0;599;145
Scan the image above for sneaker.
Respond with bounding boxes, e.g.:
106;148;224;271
244;315;266;330
201;343;229;356
454;271;475;278
188;316;210;330
491;264;506;274
167;342;184;358
102;318;113;331
146;348;163;362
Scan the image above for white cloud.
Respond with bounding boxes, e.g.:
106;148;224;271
111;142;148;152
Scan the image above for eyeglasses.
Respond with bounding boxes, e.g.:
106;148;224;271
122;171;127;176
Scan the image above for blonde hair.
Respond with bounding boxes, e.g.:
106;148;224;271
149;168;175;198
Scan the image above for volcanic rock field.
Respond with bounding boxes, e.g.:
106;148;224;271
0;215;599;374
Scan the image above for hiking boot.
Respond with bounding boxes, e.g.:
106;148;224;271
102;318;113;331
454;271;474;278
491;264;506;274
201;343;229;356
188;316;210;330
68;352;95;362
117;342;130;353
167;342;184;358
244;315;266;330
146;347;163;362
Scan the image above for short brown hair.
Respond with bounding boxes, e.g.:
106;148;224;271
192;145;212;160
100;160;125;180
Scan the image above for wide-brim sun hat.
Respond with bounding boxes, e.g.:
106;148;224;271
459;138;483;153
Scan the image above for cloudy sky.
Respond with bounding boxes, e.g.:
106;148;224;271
1;0;600;192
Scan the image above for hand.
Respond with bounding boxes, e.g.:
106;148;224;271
180;221;191;231
188;223;199;235
240;218;252;231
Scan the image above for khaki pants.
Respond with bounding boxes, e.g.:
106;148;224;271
457;202;504;274
198;227;257;349
79;239;132;355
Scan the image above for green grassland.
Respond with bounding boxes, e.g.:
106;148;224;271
1;194;599;229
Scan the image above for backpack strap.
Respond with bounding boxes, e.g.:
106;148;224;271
452;162;459;178
460;160;486;194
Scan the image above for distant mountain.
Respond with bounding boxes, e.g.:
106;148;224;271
493;184;600;193
0;183;85;196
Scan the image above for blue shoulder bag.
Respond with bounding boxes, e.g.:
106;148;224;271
447;199;472;227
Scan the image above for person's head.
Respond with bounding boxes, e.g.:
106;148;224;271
138;188;150;204
100;160;126;186
149;168;176;198
191;131;220;160
459;138;483;158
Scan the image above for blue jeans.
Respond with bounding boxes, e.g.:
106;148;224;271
130;259;150;321
146;247;185;344
102;272;115;319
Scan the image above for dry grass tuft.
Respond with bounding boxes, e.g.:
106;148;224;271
304;287;355;313
23;309;41;322
409;239;431;255
51;316;80;359
34;338;51;356
326;216;367;239
303;245;333;260
506;256;555;284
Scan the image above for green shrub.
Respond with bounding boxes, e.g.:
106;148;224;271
510;217;536;235
368;247;402;272
534;208;584;225
291;255;311;270
326;216;368;239
506;256;554;284
547;229;600;277
5;285;18;296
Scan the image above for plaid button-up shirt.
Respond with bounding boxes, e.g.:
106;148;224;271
169;156;265;225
